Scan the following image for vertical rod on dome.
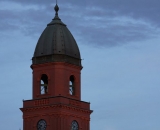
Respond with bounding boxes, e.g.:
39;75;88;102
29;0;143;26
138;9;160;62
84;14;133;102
54;0;59;16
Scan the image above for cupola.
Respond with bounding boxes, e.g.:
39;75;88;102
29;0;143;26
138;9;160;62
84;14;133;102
32;4;81;66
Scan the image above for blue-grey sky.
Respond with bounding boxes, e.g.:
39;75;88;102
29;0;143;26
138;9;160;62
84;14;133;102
0;0;160;130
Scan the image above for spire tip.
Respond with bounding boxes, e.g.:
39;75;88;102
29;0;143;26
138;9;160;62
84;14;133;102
54;3;59;16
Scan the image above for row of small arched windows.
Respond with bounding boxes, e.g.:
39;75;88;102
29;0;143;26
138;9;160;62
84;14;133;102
40;74;75;95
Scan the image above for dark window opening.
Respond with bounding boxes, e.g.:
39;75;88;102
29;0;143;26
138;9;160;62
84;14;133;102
71;120;79;130
40;74;48;95
69;75;75;95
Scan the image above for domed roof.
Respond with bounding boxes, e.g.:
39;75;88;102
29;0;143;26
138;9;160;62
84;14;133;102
32;4;81;66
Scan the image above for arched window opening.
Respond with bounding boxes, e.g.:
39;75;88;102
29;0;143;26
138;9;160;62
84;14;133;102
40;74;48;95
71;120;79;130
69;75;75;95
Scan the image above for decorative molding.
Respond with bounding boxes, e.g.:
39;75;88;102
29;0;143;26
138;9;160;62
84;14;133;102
34;99;49;106
21;104;92;115
69;100;80;107
32;54;82;67
31;62;82;70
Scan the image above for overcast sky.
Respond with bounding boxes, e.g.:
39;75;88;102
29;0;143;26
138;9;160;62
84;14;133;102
0;0;160;130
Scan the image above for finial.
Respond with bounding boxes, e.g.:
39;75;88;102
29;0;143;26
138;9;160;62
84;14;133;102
54;2;59;16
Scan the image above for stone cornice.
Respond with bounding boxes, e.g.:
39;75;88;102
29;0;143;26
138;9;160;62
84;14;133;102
20;103;93;114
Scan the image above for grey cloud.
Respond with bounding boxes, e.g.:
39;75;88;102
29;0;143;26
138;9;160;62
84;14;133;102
0;7;50;37
64;13;159;47
1;0;160;47
0;10;20;31
4;0;160;21
86;0;160;26
6;0;160;25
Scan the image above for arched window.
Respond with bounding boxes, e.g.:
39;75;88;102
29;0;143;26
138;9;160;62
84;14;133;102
40;74;48;95
69;75;75;95
71;120;79;130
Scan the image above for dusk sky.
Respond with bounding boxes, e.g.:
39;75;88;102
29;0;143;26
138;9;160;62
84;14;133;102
0;0;160;130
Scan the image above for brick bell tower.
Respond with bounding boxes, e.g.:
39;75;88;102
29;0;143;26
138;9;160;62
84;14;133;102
20;3;92;130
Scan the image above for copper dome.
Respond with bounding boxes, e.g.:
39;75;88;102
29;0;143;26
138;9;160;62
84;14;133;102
32;4;81;66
